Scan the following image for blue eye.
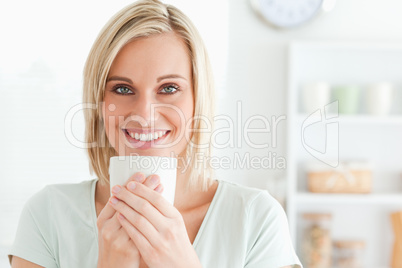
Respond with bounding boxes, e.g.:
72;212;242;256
115;86;133;95
160;85;179;94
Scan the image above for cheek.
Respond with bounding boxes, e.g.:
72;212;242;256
179;91;195;120
174;97;194;130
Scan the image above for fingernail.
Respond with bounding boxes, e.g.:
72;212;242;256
112;185;121;194
150;175;159;185
134;173;144;182
128;182;136;190
110;197;118;205
155;184;164;193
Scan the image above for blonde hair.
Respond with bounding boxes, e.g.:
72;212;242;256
83;0;215;191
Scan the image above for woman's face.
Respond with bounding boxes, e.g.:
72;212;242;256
103;32;194;157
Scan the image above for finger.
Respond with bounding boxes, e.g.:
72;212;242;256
99;213;123;242
114;223;132;244
126;172;146;185
111;172;163;199
127;181;177;219
129;173;162;191
111;173;160;193
142;174;161;190
112;184;166;228
118;212;153;254
104;209;124;233
110;196;161;246
111;222;138;252
97;197;118;226
154;184;164;193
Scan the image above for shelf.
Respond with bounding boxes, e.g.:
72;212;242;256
287;41;402;266
295;192;402;205
296;114;402;125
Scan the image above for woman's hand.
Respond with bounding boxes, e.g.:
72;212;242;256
97;173;163;268
110;174;202;268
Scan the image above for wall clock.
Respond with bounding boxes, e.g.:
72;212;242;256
250;0;336;29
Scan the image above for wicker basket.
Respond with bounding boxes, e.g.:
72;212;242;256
306;162;372;193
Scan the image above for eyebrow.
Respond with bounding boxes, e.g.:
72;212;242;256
157;74;187;83
106;74;187;84
106;76;133;84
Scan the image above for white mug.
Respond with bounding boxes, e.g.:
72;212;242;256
109;155;178;204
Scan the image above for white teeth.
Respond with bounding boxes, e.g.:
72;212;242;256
126;130;168;142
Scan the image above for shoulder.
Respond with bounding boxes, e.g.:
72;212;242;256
10;180;99;268
203;180;302;267
44;179;96;200
24;179;97;216
19;178;98;240
216;179;283;214
216;180;290;243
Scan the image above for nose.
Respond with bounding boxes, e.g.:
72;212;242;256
131;92;158;128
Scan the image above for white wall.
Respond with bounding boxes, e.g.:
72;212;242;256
214;0;402;190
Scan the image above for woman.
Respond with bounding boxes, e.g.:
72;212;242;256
9;0;302;267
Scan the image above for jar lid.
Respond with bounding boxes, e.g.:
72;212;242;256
334;240;365;249
302;213;332;220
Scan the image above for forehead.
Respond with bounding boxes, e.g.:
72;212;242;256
108;32;192;81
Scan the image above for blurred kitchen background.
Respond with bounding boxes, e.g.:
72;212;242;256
1;0;402;267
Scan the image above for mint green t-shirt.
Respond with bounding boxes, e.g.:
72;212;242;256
8;179;302;267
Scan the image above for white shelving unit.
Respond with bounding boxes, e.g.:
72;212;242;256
286;41;402;267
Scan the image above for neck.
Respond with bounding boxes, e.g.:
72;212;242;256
95;179;111;210
174;164;201;211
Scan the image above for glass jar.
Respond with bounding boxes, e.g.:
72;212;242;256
302;213;332;268
333;240;365;268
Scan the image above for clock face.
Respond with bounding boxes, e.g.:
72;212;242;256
251;0;324;28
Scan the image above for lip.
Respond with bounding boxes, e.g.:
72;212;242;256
123;128;169;134
122;129;170;149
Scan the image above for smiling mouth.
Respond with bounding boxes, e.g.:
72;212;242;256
122;129;171;142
